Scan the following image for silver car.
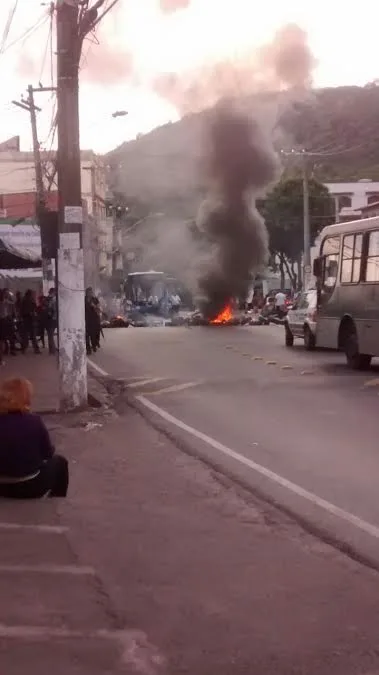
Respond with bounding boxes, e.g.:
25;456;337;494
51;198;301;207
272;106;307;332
284;289;317;350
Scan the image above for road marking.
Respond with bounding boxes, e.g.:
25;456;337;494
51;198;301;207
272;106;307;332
252;356;263;361
87;359;108;377
0;523;68;534
88;360;155;384
146;381;204;396
266;360;277;365
0;625;166;673
300;370;315;375
281;365;293;370
127;377;166;389
137;395;379;542
0;564;95;575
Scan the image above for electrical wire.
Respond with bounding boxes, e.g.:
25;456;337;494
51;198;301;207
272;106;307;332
38;18;52;85
0;0;19;53
1;10;49;54
79;0;110;72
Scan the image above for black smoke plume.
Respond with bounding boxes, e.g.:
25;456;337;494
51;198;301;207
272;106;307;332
195;102;279;320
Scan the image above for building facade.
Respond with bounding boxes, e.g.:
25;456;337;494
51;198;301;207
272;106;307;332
325;179;379;222
0;144;113;288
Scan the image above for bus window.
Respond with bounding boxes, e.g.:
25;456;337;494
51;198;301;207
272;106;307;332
341;233;362;284
365;230;379;282
320;236;340;295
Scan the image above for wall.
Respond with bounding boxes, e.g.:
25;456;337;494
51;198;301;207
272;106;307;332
324;180;379;218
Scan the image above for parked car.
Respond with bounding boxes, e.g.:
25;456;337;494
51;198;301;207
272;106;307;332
284;289;317;350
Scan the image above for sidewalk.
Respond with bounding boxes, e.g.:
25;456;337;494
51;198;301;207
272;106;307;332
2;366;379;673
54;408;379;674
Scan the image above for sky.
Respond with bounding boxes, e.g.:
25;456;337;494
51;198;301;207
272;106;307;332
0;0;378;155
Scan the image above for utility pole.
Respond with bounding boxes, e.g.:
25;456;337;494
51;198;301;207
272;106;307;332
301;151;312;290
12;87;53;294
56;0;118;410
56;0;86;411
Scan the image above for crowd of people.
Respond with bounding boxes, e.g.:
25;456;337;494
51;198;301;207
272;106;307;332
0;286;104;364
0;287;57;366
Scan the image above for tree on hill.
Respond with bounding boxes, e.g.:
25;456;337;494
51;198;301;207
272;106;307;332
259;177;334;288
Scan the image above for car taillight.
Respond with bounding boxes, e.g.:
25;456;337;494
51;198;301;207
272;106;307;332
309;309;317;321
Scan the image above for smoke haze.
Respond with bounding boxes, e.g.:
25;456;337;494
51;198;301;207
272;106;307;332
159;0;191;14
153;23;316;113
114;22;315;314
194;102;279;318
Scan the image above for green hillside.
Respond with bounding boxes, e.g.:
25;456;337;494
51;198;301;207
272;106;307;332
108;85;379;210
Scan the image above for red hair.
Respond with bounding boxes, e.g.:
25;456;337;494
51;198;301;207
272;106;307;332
0;377;33;413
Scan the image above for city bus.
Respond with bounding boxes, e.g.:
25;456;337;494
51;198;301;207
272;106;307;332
313;216;379;369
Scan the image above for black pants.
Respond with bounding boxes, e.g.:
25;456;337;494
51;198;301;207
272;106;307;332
86;330;97;354
21;319;40;353
2;317;16;354
0;455;69;499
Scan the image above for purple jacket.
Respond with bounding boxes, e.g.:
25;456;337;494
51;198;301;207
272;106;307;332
0;412;54;478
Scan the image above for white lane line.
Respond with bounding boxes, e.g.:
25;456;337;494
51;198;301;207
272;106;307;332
147;381;204;396
0;564;95;575
88;359;152;384
87;359;108;377
0;523;68;534
137;395;379;542
0;625;167;673
127;377;166;389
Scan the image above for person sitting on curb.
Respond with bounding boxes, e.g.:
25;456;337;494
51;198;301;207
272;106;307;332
0;377;69;499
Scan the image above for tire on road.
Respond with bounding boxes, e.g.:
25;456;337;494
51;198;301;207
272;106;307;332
285;323;294;347
304;325;316;351
340;317;372;370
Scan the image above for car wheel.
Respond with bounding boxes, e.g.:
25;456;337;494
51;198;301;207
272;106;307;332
304;325;316;351
285;324;294;347
343;324;371;370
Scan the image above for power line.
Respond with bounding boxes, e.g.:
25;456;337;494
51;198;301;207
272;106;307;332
1;10;49;54
0;0;19;53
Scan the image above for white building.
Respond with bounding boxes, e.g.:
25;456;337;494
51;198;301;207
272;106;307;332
324;179;379;221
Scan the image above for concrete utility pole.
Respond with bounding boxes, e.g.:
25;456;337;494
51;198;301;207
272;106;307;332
301;151;312;290
56;0;86;411
12;87;53;294
56;0;119;410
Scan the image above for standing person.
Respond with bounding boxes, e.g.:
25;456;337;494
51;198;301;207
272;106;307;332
20;290;40;354
1;289;16;357
85;287;101;355
274;289;287;318
45;287;57;355
36;294;46;349
0;290;6;365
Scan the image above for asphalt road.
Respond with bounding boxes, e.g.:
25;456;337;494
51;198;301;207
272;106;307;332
89;323;379;565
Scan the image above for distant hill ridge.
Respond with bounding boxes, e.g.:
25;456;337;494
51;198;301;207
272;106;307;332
108;85;379;210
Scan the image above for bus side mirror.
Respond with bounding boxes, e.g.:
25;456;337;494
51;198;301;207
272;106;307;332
313;257;322;277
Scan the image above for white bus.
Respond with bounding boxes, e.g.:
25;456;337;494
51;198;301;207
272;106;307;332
313;216;379;369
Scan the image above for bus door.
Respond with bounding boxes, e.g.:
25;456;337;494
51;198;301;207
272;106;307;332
315;235;341;349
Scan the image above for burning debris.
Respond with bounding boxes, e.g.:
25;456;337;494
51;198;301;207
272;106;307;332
193;101;279;322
